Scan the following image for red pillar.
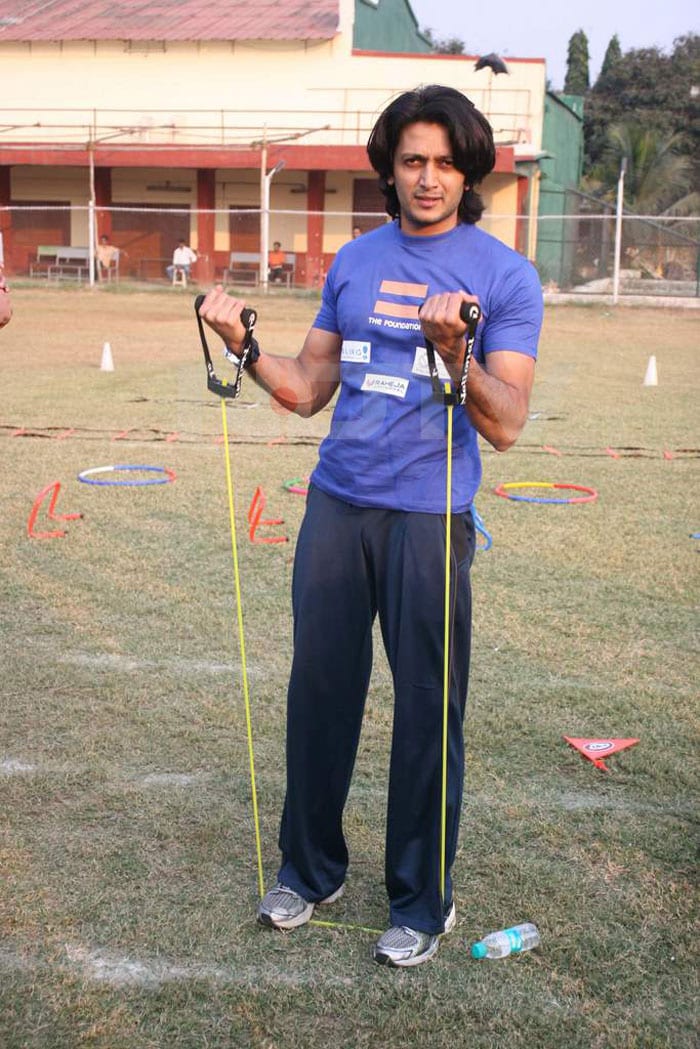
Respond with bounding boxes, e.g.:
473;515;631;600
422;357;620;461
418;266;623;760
306;170;325;288
0;167;13;273
94;167;113;241
197;169;216;283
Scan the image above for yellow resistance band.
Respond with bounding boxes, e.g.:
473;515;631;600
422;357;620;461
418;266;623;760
220;393;446;938
440;387;454;910
220;399;265;900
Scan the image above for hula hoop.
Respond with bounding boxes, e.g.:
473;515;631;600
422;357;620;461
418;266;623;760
77;464;176;487
494;481;597;505
472;506;493;551
283;476;309;496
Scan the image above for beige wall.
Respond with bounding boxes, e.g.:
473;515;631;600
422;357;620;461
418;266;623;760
480;174;519;252
8;160;529;257
0;41;544;152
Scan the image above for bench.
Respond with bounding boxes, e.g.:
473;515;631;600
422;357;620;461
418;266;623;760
223;251;295;287
29;245;63;278
48;246;91;282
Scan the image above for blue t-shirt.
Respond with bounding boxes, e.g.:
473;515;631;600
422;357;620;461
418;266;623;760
310;221;542;513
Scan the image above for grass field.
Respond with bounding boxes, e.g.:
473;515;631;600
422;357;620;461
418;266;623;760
1;286;698;1048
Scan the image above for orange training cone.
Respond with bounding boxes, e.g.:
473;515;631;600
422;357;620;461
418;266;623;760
564;736;640;771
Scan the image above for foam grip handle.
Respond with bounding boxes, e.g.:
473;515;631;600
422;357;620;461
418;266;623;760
460;301;481;325
194;293;255;330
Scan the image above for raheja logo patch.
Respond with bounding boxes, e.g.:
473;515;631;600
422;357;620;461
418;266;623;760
341;340;371;363
361;374;409;398
412;346;450;380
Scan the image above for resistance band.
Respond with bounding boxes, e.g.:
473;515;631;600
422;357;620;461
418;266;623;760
423;301;481;913
195;297;382;933
195;295;264;899
219;398;265;899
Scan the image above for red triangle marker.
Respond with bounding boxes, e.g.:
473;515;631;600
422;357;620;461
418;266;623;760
564;736;640;771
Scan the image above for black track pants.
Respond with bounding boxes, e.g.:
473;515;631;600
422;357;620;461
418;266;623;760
277;486;475;934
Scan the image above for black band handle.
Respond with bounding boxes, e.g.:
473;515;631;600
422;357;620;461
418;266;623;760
194;294;256;333
424;300;481;406
194;294;258;400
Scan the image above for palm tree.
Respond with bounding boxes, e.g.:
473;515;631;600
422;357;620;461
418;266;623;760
585;122;699;280
596;123;696;215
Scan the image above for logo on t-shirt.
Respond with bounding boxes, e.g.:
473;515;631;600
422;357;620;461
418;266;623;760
341;340;371;363
361;373;409;398
370;279;427;332
412;346;450;380
374;279;428;318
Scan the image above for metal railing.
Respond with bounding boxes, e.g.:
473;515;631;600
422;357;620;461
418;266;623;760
1;205;697;298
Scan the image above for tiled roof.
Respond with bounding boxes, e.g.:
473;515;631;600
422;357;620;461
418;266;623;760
0;1;340;42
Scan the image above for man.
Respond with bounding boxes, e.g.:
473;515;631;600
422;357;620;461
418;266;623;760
96;233;118;281
199;85;542;967
166;239;197;282
268;241;286;283
0;266;11;328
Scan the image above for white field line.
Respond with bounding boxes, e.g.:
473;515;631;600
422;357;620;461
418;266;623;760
61;943;355;989
137;771;214;787
3;942;355;988
57;651;253;676
1;754;690;819
0;759;37;774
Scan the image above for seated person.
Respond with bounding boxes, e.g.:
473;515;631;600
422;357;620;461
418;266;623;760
268;241;286;283
96;234;118;280
0;266;11;328
166;239;197;281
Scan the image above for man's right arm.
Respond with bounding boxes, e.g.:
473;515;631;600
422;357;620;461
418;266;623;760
198;286;341;418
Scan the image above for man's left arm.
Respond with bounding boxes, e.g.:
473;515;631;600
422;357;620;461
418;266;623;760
419;286;540;452
460;350;535;451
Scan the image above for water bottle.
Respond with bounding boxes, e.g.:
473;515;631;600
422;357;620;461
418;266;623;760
470;922;540;959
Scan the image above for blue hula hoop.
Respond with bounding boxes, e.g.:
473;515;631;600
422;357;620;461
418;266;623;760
473;507;493;551
77;464;176;487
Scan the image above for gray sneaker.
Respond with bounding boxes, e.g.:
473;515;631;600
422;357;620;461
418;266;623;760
257;882;345;930
373;901;456;968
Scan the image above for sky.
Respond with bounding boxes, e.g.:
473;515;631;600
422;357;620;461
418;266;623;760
408;0;696;90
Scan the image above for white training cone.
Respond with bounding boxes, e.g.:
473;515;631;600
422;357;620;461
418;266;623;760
643;355;657;386
100;341;114;372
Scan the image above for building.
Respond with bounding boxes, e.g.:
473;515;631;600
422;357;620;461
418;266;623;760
536;91;585;288
0;0;547;285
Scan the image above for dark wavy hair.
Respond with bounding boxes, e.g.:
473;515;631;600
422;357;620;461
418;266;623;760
366;85;496;225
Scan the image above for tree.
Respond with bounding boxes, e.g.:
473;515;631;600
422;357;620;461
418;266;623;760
422;27;465;54
591;123;696;214
584;33;700;176
434;37;465;55
598;34;622;81
564;30;590;94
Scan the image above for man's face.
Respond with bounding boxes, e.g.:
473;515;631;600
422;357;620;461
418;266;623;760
388;122;467;236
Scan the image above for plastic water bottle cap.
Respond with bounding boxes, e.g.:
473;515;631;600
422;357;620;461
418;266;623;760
471;942;487;959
